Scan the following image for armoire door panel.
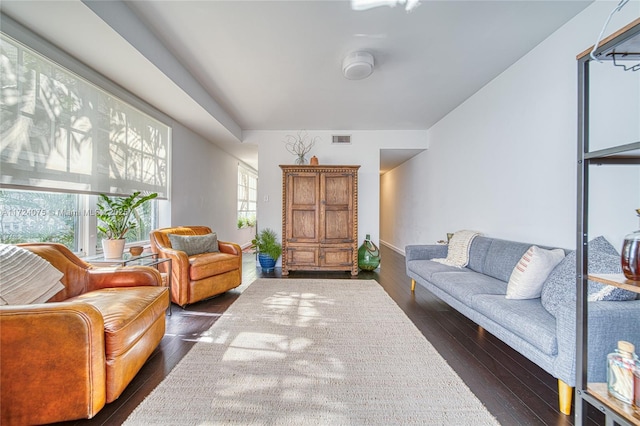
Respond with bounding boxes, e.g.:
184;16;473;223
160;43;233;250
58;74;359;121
290;175;317;206
323;210;351;241
286;246;318;266
290;209;317;240
321;248;353;268
323;175;352;207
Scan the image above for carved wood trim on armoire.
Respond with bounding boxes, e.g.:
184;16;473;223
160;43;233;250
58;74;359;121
280;165;359;276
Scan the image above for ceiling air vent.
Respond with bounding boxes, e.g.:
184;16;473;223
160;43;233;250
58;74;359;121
332;135;351;145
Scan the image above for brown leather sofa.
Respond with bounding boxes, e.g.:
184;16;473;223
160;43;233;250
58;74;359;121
150;226;242;307
0;243;169;425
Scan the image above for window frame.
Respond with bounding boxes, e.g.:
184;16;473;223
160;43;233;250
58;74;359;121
237;165;258;228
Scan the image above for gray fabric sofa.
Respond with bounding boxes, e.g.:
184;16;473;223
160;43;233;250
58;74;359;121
405;236;640;415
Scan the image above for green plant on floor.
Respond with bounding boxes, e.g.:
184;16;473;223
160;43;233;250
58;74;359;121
251;227;282;261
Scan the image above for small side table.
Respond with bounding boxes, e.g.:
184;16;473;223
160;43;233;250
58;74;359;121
84;252;172;315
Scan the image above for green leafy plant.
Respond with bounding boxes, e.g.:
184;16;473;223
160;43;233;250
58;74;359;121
237;217;247;229
251;227;282;261
97;192;158;240
246;215;256;227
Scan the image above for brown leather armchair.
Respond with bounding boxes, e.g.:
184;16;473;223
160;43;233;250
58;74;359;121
0;243;169;425
150;226;242;307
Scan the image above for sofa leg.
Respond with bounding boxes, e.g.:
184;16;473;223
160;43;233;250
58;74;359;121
558;379;573;415
411;279;416;292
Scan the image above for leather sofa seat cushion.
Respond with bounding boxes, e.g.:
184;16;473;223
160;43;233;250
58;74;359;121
189;252;240;281
69;287;168;358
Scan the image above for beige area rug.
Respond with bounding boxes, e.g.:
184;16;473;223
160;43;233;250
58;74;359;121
125;279;499;425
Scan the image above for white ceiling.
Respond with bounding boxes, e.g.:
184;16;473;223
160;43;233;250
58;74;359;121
1;0;593;172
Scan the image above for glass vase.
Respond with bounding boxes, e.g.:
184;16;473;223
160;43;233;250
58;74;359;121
622;230;640;281
607;341;637;404
358;234;380;271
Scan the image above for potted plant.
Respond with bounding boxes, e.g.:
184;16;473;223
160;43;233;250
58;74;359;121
251;227;282;272
97;191;158;258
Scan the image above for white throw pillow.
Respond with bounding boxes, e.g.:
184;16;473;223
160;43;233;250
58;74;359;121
0;244;65;305
506;246;565;300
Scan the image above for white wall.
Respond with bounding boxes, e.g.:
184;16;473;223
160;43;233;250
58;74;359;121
170;123;255;247
243;130;428;264
381;1;640;252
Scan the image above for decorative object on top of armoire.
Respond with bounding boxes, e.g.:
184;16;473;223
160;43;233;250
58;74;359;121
283;131;319;165
310;155;319;165
280;165;359;275
358;234;380;271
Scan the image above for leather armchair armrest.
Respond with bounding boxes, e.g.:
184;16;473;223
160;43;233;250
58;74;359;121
86;266;163;291
219;241;242;256
152;245;190;305
0;302;107;424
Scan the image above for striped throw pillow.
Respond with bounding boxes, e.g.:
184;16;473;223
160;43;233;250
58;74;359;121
506;245;565;300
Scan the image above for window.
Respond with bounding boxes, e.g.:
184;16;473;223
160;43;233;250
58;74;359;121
0;189;158;254
237;165;257;228
0;189;79;249
0;33;170;198
0;22;168;255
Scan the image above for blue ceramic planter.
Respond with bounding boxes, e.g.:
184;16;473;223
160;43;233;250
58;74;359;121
258;253;276;271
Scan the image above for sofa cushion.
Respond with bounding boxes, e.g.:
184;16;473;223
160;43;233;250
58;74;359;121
467;237;493;274
482;239;532;283
168;233;219;256
430;271;508;305
189;252;240;281
472;294;558;355
406;259;468;282
506;246;565;300
541;237;637;317
589;235;621;256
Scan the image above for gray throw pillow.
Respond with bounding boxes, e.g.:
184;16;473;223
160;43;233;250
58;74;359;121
168;233;219;256
588;235;621;256
540;236;636;317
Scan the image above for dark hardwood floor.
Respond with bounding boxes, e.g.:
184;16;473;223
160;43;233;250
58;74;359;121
60;245;604;425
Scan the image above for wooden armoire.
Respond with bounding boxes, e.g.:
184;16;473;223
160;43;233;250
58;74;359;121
280;165;359;275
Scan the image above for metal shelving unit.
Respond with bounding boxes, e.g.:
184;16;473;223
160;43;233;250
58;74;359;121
576;17;640;426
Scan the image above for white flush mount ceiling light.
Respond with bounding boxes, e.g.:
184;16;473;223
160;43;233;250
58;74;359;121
342;51;374;80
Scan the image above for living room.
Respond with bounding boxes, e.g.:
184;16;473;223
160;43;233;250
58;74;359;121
1;0;639;425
